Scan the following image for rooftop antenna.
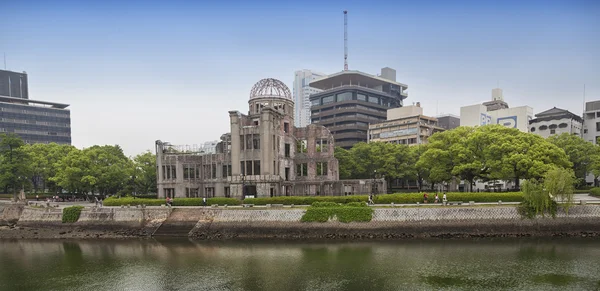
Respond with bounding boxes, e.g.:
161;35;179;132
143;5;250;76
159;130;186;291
343;10;348;71
583;84;586;115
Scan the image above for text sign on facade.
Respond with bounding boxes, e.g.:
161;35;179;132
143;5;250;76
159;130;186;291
497;116;517;128
380;128;418;138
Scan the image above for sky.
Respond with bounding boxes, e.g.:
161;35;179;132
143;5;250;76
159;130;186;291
1;0;599;156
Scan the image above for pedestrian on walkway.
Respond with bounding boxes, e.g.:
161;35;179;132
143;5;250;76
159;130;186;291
202;197;207;207
423;193;428;204
443;193;447;205
368;194;374;205
435;194;439;204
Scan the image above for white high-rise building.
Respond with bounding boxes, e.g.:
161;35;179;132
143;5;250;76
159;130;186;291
293;70;324;127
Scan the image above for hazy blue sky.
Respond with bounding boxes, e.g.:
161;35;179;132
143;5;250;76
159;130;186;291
1;0;599;156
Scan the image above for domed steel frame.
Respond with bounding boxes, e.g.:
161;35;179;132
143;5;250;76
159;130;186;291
249;78;292;100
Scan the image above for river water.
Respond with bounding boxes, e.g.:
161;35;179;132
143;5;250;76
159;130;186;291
0;238;599;291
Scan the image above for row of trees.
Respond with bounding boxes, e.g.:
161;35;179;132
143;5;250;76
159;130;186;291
336;125;600;191
0;133;157;201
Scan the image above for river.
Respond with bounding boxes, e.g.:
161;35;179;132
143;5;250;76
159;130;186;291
0;238;599;291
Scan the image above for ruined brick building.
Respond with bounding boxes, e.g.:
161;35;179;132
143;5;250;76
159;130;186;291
156;78;386;199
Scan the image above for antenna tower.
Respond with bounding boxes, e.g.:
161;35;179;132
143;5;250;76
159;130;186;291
343;10;348;71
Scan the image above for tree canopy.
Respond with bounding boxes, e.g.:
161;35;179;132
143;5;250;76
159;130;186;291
336;125;579;191
0;134;157;198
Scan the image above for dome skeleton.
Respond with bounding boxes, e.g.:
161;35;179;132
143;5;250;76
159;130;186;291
249;78;292;100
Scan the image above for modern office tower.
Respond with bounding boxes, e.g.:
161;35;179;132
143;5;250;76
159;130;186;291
293;70;324;128
309;67;408;149
529;107;583;138
0;69;71;144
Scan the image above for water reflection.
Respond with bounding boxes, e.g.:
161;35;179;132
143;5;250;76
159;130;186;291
0;238;599;290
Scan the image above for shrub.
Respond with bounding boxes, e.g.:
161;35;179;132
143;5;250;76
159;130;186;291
244;195;367;205
102;197;241;206
345;202;368;208
311;202;341;208
62;206;84;223
590;188;600;197
518;200;558;219
301;204;373;223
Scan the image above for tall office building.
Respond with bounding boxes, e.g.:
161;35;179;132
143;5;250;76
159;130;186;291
0;69;71;144
293;70;324;128
309;67;408;149
460;88;533;133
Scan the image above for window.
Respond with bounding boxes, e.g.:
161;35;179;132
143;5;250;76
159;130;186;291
368;96;379;104
224;187;230;198
240;161;245;175
253;135;260;149
240;135;245;150
297;140;307;153
311;99;321;106
317;139;328;152
596;122;600;132
558;123;568;128
246;134;253;149
530;127;536;132
253;160;261;175
285;143;291;157
539;125;548;130
246;161;253;175
549;124;558;129
357;94;367;101
296;163;308;176
336;92;353;102
550;129;556;134
584;129;588;134
322;96;334;104
317;162;328;175
222;165;231;178
284;122;289;133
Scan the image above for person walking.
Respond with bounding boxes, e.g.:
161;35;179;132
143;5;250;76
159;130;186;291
368;194;374;205
435;194;439;204
423;193;428;204
443;193;448;205
202;197;207;207
36;195;39;202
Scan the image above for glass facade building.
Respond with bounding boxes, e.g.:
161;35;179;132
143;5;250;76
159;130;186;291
0;70;71;144
308;69;408;149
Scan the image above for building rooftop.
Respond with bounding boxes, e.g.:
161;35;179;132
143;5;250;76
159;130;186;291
0;95;69;109
309;70;408;91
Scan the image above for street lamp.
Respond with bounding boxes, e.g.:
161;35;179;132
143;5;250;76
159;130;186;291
240;174;246;199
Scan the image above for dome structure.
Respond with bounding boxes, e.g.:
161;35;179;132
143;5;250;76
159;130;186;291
249;78;292;100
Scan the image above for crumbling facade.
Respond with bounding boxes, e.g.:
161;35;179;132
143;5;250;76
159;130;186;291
156;78;386;199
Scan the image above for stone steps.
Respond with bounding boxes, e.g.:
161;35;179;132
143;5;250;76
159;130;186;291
152;208;207;237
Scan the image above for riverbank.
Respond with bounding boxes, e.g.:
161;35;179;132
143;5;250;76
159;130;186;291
2;204;600;240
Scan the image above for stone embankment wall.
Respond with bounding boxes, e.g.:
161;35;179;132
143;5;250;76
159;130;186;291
3;205;600;239
190;206;600;239
17;207;170;233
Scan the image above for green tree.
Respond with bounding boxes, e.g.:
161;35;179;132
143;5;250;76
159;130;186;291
544;167;575;213
548;133;596;186
487;128;571;189
0;133;32;201
23;143;76;193
335;146;355;180
589;146;600;187
133;151;157;194
410;145;429;190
